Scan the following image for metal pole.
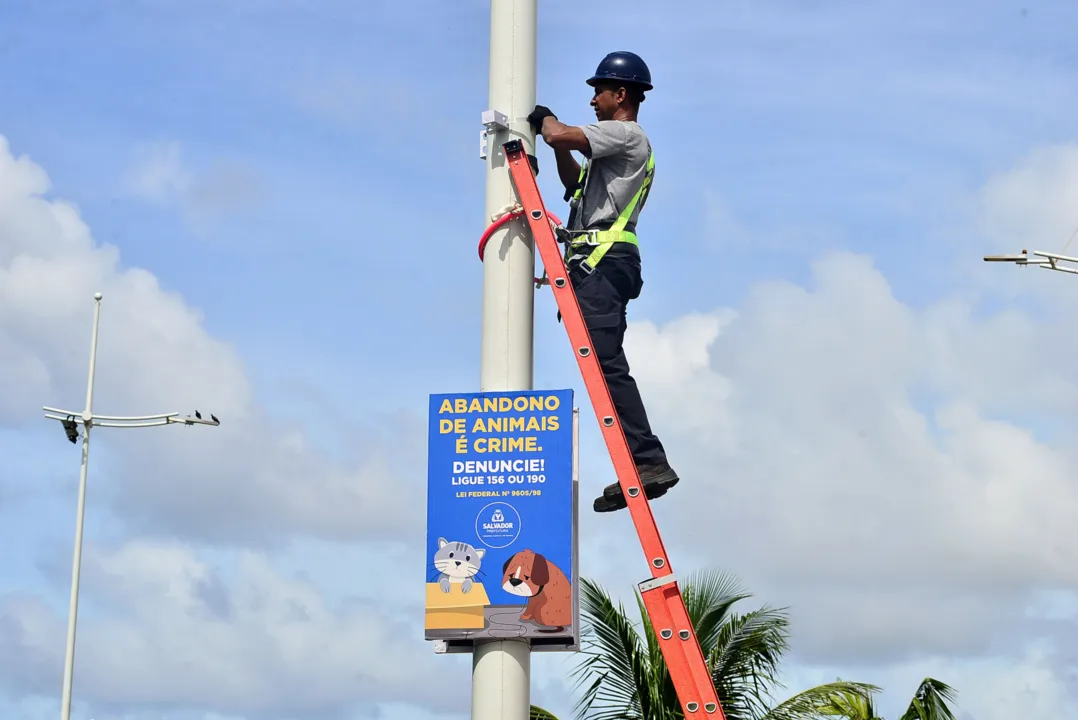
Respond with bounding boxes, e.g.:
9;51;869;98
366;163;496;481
44;292;217;720
473;0;537;718
59;291;102;720
480;0;537;392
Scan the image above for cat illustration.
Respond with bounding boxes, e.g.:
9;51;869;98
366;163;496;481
434;537;485;594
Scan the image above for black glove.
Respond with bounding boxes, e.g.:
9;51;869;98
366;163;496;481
528;105;556;133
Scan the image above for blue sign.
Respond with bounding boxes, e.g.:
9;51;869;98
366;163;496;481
425;389;577;650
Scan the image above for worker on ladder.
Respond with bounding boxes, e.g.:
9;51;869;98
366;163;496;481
527;51;679;513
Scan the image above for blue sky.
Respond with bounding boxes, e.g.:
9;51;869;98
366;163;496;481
2;1;1078;719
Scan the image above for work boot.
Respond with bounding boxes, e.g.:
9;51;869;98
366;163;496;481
592;462;680;513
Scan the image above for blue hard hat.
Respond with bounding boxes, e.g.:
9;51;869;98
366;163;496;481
586;51;652;91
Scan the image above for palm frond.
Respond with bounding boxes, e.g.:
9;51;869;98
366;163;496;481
811;680;882;719
762;681;881;720
530;705;562;720
570;577;651;720
680;569;752;655
562;570;906;720
899;678;958;720
709;606;791;720
627;569;765;720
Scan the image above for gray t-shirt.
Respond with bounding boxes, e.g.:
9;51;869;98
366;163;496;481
571;120;653;236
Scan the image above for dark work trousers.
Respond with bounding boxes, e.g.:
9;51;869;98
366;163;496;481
567;249;668;468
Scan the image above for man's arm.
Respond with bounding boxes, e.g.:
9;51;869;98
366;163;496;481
539;117;587;196
526;106;597;196
552;147;581;197
540;116;591;154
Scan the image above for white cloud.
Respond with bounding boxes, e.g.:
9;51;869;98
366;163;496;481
980;143;1078;254
0;133;417;545
123;140;261;225
600;146;1078;705
6;127;1078;718
784;634;1075;720
125;140;192;203
0;539;467;719
514;143;1078;720
620;310;737;445
1;131;447;717
620;250;1078;660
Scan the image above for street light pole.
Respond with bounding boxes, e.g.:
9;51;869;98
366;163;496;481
44;291;219;720
474;0;537;718
984;249;1078;275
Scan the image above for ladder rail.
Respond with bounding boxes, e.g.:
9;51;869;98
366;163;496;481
500;139;726;719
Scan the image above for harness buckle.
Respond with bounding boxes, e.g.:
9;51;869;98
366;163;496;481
568;230;601;248
567;254;595;275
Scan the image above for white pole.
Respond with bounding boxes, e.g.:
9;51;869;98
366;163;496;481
473;0;537;718
48;292;218;720
480;0;537;392
59;291;102;720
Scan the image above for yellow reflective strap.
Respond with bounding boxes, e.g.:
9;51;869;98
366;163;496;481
609;150;654;233
584;242;612;269
583;231;638;268
567;230;638;247
571;161;588;201
567;149;653;270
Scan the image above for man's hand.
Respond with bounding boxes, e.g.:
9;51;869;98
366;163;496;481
527;103;588;194
528;105;557;135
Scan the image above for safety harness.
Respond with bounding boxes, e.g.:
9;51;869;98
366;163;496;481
562;148;655;273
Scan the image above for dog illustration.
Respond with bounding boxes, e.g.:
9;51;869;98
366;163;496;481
501;549;572;633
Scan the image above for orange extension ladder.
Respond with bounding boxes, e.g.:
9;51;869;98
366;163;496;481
488;138;726;718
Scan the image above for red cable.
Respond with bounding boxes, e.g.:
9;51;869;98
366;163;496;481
478;208;563;285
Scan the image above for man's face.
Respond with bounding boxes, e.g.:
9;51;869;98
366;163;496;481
589;82;623;121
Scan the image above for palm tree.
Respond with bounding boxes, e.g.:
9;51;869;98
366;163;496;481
530;569;879;720
818;677;958;720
